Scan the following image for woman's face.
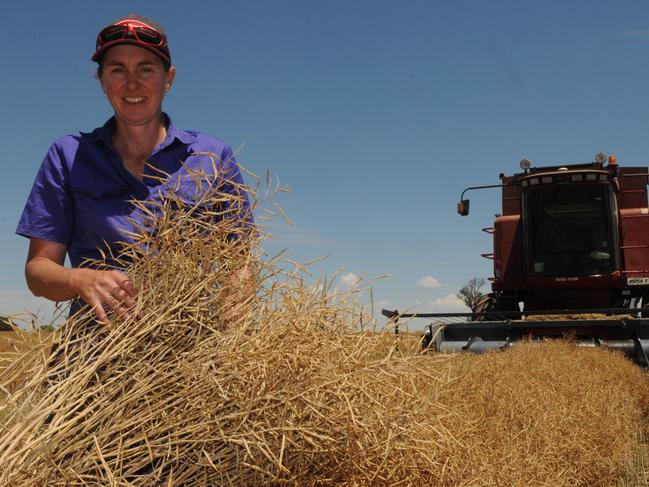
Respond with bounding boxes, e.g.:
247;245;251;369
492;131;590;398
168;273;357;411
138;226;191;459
99;44;176;128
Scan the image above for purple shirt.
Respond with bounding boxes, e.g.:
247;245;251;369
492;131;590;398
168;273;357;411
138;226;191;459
17;113;251;268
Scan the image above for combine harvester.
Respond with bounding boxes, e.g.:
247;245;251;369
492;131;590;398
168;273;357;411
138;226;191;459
384;153;649;365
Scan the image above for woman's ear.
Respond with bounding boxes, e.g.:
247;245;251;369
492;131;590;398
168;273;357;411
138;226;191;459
165;66;177;93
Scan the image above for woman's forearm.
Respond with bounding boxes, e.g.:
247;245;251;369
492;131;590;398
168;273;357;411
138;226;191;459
25;237;137;322
26;252;137;322
25;256;77;301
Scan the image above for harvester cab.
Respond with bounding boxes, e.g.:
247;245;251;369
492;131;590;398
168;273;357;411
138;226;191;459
383;153;649;365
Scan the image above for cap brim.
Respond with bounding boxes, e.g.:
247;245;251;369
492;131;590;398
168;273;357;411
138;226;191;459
92;39;171;65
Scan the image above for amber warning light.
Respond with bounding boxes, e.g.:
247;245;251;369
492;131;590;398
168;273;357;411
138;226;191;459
608;155;617;167
457;199;470;216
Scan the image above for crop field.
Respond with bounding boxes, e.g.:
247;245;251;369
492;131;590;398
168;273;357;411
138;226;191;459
0;329;54;412
0;330;42;371
0;332;13;409
0;329;53;361
0;331;18;354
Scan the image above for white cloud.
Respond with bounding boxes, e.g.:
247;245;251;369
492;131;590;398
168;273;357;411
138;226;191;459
429;293;469;311
374;299;391;309
310;283;325;294
340;272;360;289
371;299;391;314
622;29;649;41
416;276;443;288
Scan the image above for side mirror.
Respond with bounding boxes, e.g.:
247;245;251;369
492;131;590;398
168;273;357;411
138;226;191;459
457;199;470;216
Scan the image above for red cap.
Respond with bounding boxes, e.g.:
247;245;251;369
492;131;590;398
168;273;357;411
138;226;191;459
92;14;171;66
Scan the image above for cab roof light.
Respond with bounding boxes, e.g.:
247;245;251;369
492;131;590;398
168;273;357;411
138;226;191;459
595;152;607;164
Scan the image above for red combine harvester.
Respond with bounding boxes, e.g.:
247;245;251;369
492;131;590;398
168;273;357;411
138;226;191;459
383;153;649;365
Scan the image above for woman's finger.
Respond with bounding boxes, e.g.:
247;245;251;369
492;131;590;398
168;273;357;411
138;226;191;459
90;300;111;329
112;287;135;307
122;277;137;296
113;273;137;297
108;294;132;319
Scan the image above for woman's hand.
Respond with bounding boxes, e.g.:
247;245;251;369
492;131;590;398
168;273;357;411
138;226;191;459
67;268;137;322
220;264;256;326
25;237;137;324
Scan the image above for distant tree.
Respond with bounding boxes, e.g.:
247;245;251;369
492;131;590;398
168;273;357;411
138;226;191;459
457;277;486;310
0;315;12;331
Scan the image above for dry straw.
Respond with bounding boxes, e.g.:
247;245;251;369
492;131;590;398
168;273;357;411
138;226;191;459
1;159;649;486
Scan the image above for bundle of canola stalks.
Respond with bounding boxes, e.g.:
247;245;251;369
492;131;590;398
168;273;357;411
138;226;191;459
1;165;649;486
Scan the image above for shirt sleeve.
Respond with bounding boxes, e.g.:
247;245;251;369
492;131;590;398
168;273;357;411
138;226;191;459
16;142;74;245
217;145;254;227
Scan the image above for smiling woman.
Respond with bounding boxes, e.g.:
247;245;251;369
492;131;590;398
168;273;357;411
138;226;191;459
15;14;253;324
100;44;176;178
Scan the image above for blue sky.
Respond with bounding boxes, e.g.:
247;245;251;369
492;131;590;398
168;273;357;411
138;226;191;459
3;0;649;327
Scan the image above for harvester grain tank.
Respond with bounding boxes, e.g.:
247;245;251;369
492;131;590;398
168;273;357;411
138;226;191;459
383;154;649;365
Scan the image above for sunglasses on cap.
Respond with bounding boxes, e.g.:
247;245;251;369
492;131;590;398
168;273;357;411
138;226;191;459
97;20;165;47
93;19;171;64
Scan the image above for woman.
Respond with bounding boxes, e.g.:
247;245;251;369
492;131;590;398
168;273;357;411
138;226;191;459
16;15;252;323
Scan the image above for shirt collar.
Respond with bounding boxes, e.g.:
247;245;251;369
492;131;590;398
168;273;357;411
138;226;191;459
162;113;197;146
82;112;197;147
